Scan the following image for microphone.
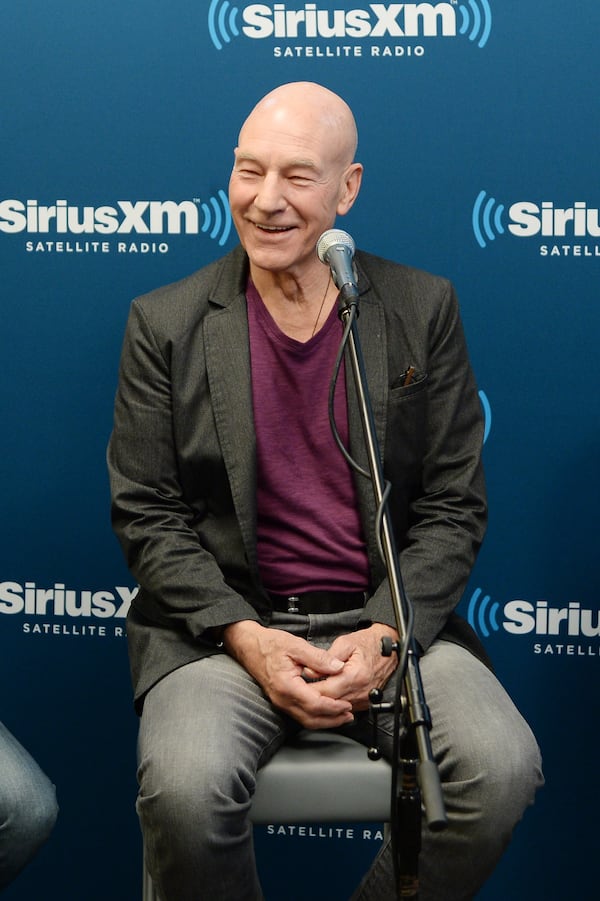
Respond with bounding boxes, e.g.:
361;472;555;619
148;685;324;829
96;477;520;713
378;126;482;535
316;229;359;298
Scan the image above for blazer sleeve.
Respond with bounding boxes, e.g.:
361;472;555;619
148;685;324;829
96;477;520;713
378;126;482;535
107;296;260;641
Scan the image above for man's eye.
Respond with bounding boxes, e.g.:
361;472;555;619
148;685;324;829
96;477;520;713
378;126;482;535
238;167;261;177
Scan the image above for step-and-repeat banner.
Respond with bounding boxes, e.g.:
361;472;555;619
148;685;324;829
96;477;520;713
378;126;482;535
1;3;597;898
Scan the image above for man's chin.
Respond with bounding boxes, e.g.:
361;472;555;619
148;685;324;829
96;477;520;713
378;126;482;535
246;245;299;274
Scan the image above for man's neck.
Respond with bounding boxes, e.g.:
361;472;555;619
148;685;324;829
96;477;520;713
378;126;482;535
250;265;335;342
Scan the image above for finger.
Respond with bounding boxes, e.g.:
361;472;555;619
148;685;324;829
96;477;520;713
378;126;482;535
294;644;346;676
299;710;355;729
289;694;355;729
277;677;354;727
301;666;329;681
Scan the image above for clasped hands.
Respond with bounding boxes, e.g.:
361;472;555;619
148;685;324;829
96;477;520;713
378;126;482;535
223;620;399;730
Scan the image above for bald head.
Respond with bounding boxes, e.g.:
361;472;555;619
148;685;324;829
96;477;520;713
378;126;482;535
229;82;363;283
238;82;359;169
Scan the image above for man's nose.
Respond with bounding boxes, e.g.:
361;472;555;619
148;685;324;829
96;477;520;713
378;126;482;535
254;173;287;213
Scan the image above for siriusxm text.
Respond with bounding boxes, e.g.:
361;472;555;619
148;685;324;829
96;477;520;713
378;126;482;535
509;202;600;238
0;199;201;235
0;581;138;619
241;3;456;38
504;601;600;638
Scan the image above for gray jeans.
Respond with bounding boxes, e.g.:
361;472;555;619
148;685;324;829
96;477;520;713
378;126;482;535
137;611;543;901
0;720;58;891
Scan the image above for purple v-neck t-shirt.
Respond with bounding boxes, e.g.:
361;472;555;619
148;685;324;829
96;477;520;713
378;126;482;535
246;280;369;596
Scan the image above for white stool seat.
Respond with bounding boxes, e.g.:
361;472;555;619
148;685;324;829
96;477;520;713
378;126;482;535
251;730;392;824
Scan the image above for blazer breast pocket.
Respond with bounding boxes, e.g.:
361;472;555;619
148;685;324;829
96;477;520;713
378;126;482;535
386;370;429;472
388;369;428;400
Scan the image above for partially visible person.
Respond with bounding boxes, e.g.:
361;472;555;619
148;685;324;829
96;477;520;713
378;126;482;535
0;720;58;892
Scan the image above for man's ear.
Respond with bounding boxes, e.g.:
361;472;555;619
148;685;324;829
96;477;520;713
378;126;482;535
337;163;363;216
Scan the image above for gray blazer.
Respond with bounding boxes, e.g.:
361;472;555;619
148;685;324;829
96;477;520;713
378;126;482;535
107;245;488;708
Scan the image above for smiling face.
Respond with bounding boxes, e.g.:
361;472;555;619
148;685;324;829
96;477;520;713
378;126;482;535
228;83;362;285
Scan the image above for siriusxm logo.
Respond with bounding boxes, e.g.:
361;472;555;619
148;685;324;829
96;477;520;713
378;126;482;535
467;588;600;641
472;190;600;251
478;389;491;444
467;587;499;638
0;192;232;247
207;1;492;50
0;580;137;619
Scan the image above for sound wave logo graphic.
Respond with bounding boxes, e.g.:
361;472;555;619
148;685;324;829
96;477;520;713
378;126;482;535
472;190;505;248
208;0;240;50
197;190;232;246
457;0;492;49
467;587;500;638
478;390;492;444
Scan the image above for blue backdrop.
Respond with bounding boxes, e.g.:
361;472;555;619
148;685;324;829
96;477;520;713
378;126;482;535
1;2;598;898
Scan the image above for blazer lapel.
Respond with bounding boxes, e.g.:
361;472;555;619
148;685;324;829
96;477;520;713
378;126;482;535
204;291;258;572
345;280;389;579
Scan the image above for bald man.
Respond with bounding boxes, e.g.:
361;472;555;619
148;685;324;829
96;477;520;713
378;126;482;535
108;82;542;900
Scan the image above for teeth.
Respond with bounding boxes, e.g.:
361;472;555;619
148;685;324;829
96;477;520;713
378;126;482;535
257;224;291;232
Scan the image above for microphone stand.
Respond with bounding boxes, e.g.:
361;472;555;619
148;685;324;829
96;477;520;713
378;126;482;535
334;283;447;899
